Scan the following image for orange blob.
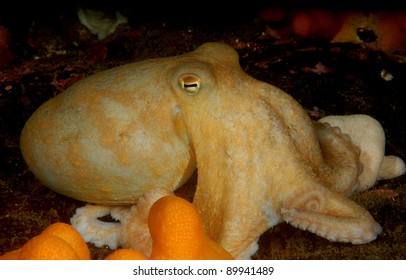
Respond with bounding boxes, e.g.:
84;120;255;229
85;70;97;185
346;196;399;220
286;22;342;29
1;200;233;260
331;11;406;58
0;222;90;260
41;222;90;260
148;195;234;260
18;234;80;260
0;249;21;260
292;9;343;40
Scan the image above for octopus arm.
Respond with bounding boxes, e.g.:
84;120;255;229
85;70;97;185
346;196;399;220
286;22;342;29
281;185;382;244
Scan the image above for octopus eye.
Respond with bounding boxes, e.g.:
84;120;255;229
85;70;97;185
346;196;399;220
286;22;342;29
179;74;201;95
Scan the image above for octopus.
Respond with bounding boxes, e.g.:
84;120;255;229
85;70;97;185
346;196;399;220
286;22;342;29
20;42;405;259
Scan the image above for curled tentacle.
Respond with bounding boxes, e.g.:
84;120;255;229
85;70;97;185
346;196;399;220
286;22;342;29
318;114;405;192
117;188;173;256
282;186;382;244
313;121;362;196
70;204;127;249
70;188;173;254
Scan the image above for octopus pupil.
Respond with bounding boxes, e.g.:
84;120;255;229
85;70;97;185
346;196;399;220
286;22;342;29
184;83;197;88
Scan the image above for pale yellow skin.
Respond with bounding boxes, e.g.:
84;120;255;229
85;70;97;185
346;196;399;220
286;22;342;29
21;42;385;259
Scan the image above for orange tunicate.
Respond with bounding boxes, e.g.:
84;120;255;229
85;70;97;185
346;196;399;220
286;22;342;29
148;195;234;260
0;222;90;260
18;234;80;260
291;9;343;40
41;222;91;260
0;249;21;260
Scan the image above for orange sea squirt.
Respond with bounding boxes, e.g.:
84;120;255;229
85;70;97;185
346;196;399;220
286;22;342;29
0;222;90;260
147;195;234;260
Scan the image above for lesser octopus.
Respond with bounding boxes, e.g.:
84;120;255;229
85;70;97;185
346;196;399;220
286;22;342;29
20;42;405;259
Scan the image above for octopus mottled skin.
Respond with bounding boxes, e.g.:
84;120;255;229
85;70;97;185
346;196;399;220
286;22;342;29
20;42;405;259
